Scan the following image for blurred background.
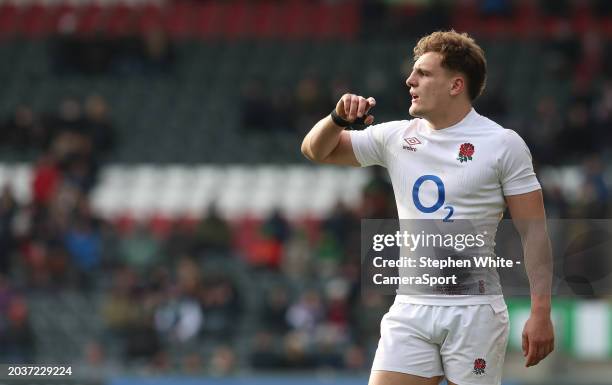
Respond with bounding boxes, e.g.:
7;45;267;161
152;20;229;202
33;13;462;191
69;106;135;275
0;0;610;384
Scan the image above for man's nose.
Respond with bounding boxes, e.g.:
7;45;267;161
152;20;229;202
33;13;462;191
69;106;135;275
406;75;416;88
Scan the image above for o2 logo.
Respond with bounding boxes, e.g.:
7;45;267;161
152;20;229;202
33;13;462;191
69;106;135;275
412;175;454;222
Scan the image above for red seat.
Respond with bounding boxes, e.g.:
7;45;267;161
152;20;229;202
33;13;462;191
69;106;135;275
106;3;134;37
49;4;77;34
278;0;307;40
113;214;136;236
76;4;105;36
149;214;174;239
251;1;277;38
223;1;250;40
0;4;19;38
512;1;545;38
336;3;359;40
137;4;163;35
601;17;612;38
193;2;223;39
20;4;48;38
164;2;193;39
311;3;335;40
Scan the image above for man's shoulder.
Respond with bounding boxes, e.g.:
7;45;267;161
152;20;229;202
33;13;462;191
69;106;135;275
369;119;413;131
357;119;414;143
472;113;525;144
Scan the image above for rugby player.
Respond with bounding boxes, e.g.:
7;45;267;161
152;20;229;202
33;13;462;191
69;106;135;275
301;30;554;385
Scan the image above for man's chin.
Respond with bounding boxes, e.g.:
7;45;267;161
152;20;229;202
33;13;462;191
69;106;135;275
409;106;423;118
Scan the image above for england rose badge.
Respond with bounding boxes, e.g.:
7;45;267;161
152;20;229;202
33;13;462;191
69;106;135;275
457;143;475;163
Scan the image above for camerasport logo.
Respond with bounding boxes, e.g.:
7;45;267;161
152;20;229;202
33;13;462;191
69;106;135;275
457;143;475;163
473;358;486;375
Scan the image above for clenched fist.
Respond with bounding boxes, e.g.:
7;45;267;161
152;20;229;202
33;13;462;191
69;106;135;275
336;94;376;125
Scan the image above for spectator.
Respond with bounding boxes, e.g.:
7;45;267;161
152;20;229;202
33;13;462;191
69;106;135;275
250;331;284;369
343;344;367;370
269;87;295;132
241;79;272;131
557;100;595;162
194;206;232;255
0;295;35;363
325;277;350;328
523;96;563;165
286;290;324;333
261;288;290;334
200;277;242;340
102;266;141;335
576;155;609;218
154;294;203;343
141;29;175;74
209;345;237;376
1;105;45;151
281;331;315;369
119;224;160;272
0;186;18;274
32;154;61;207
64;215;102;286
84;94;115;159
181;351;205;374
294;75;331;133
79;341;120;381
480;0;514;17
281;229;312;279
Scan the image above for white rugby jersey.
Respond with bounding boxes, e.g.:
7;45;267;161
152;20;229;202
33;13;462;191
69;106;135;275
350;108;541;308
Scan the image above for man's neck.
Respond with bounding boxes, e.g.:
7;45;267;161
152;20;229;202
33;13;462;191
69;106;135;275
426;104;473;130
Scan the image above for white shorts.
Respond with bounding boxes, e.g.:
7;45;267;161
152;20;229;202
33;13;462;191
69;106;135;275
371;301;510;385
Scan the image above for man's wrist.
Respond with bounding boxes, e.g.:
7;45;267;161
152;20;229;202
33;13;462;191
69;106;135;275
330;109;351;127
530;296;552;315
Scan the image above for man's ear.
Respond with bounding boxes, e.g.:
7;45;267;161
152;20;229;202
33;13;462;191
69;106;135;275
450;76;465;96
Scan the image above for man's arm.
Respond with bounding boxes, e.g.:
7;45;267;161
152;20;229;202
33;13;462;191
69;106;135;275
301;94;375;166
505;189;555;367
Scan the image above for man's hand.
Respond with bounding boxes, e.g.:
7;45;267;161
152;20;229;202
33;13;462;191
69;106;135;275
522;311;554;367
337;94;376;125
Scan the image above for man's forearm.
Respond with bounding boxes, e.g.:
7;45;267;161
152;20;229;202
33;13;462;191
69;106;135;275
522;222;553;313
301;115;344;162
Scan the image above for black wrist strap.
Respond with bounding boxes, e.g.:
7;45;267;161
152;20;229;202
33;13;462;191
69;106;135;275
330;109;351;127
330;109;369;130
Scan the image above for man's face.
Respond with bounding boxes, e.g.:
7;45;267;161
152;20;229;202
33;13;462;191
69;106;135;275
406;52;457;119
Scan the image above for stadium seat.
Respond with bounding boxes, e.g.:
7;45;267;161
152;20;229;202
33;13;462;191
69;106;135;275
559;166;584;201
106;3;134;37
251;1;277;39
223;1;251;40
76;4;105;36
278;0;308;40
11;163;32;205
136;3;162;35
20;4;48;38
49;3;78;34
0;3;18;37
193;1;223;39
164;2;193;39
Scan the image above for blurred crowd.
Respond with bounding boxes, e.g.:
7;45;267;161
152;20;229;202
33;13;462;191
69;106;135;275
0;94;115;364
52;30;175;76
0;157;396;373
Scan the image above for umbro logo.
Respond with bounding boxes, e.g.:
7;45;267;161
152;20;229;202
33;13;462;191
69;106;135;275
402;137;421;152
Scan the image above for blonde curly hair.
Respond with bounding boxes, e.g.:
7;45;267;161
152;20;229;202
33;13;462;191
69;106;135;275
414;30;487;101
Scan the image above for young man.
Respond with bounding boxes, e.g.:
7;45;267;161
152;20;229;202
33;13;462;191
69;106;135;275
301;31;554;385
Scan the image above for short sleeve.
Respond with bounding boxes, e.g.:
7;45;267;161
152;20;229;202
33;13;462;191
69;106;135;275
498;129;541;196
349;122;392;167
